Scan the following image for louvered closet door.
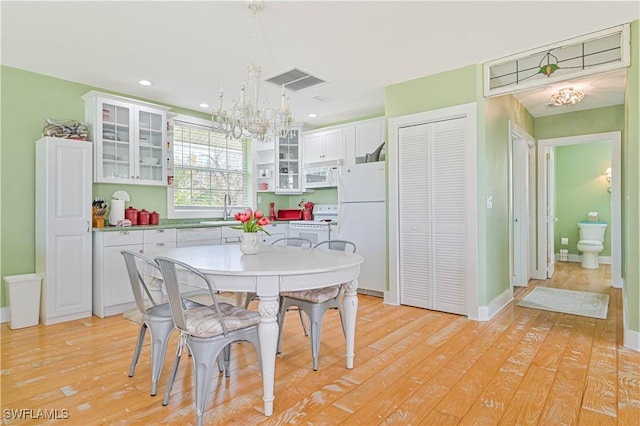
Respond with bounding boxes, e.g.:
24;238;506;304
398;117;468;315
398;124;432;309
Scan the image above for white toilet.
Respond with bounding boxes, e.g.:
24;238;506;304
577;222;607;269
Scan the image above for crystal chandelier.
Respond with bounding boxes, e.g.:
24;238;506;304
550;87;585;106
211;1;293;142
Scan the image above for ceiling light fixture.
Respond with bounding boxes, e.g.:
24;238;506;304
138;80;152;86
210;1;293;141
199;103;210;108
308;113;318;118
550;87;585;106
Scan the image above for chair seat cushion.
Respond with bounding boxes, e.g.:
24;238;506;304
184;302;260;338
281;285;340;303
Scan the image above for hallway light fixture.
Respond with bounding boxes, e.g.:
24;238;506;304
550;87;585;106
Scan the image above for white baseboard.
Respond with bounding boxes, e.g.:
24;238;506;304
474;288;513;321
556;254;612;264
624;327;640;352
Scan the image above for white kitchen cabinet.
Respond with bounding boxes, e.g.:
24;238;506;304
222;226;243;244
260;222;288;244
275;129;303;194
92;228;177;317
35;137;93;325
176;227;222;247
254;138;276;193
302;128;344;166
143;228;177;252
93;230;143;318
343;117;385;166
83;91;170;186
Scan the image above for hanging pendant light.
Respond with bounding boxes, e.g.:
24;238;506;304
211;1;294;141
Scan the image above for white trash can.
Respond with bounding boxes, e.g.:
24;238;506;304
4;274;42;329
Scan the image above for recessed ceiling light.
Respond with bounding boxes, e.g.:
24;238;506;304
199;103;210;108
138;80;152;86
308;113;318;118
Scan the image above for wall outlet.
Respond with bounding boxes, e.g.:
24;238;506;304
257;195;262;204
561;237;569;245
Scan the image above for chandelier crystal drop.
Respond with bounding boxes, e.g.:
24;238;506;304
211;1;294;142
550;87;585;106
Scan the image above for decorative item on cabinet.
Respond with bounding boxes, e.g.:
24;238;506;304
138;209;150;225
149;211;160;225
125;206;139;225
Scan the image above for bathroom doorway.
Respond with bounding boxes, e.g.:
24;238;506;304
537;131;622;288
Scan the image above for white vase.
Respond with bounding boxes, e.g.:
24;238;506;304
240;232;260;255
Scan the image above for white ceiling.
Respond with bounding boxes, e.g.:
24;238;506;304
1;1;638;128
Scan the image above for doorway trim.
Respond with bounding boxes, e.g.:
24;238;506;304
537;131;622;288
508;121;536;287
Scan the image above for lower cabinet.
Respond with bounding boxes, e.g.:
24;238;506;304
261;223;288;244
93;228;176;317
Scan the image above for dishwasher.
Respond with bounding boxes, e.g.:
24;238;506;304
176;227;222;247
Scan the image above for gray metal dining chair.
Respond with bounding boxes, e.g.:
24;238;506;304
156;256;262;426
276;239;356;370
243;237;313;311
121;249;206;396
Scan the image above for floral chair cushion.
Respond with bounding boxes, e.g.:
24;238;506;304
183;303;260;338
280;285;341;303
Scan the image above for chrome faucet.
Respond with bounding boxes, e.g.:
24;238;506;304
223;193;232;220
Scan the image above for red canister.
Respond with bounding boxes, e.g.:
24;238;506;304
149;211;160;225
125;206;138;225
138;209;150;225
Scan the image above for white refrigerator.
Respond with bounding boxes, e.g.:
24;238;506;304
337;162;386;294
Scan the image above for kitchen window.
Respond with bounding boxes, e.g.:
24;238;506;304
168;115;249;218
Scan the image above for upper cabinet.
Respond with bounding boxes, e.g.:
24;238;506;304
83;91;170;186
302;128;344;166
343;117;385;166
275;128;303;194
253;137;276;193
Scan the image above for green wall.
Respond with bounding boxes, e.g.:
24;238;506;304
555;142;612;256
484;93;535;303
0;66;208;307
534;105;625;140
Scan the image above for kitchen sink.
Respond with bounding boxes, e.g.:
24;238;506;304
199;220;241;226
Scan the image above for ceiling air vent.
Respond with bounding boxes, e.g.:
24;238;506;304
484;24;629;97
265;68;325;92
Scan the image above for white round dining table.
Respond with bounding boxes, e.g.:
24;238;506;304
146;243;363;416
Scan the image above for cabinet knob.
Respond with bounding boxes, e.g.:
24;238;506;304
120;231;130;235
156;229;165;233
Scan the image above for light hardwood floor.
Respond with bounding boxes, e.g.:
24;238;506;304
2;262;638;425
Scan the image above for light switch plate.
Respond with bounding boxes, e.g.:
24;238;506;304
486;195;493;209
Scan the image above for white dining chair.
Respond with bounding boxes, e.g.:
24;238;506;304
276;239;356;370
156;256;262;426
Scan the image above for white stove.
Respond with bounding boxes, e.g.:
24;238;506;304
288;204;337;245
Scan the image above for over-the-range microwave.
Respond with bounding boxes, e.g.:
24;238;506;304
303;165;341;189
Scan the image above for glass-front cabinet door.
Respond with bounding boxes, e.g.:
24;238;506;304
83;91;169;186
136;106;166;185
275;129;302;194
97;99;134;182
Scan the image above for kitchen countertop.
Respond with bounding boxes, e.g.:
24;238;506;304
92;218;293;232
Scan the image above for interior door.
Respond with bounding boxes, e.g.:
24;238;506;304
512;133;529;286
398;117;468;315
546;147;556;278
